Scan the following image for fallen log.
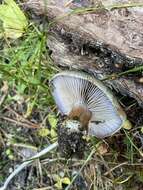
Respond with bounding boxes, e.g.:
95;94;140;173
26;0;143;107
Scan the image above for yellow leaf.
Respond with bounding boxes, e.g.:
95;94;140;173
24;101;34;118
38;128;50;137
123;120;132;130
61;177;71;185
54;181;62;190
53;175;62;190
50;128;57;138
48;114;57;128
0;0;28;39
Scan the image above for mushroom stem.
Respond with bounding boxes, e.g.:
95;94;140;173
68;105;92;131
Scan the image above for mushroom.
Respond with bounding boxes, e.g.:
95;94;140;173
50;71;128;138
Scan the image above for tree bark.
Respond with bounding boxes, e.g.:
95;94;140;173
26;0;143;107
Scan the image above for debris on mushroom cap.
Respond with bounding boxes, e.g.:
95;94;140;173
50;71;128;138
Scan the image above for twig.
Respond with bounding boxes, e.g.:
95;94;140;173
97;153;114;179
4;106;41;128
0;94;7;106
0;116;40;128
102;65;143;81
95;142;114;179
6;106;39;126
0;81;8;107
65;148;95;190
104;162;128;176
32;187;52;190
0;142;58;190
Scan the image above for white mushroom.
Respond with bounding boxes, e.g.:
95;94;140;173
50;71;127;138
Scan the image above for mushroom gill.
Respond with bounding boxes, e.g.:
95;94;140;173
50;71;127;138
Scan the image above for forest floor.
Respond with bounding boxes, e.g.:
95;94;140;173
0;1;143;190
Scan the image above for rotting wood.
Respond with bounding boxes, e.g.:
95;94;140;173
25;0;143;107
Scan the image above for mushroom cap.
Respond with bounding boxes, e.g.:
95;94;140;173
50;71;127;138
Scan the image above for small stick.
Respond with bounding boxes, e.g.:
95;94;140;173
0;81;8;107
0;116;40;128
104;162;128;176
0;142;58;190
6;107;38;126
65;148;95;190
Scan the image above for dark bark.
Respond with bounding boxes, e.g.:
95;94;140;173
26;0;143;107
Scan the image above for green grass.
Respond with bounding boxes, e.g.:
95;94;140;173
0;23;58;115
0;16;61;189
